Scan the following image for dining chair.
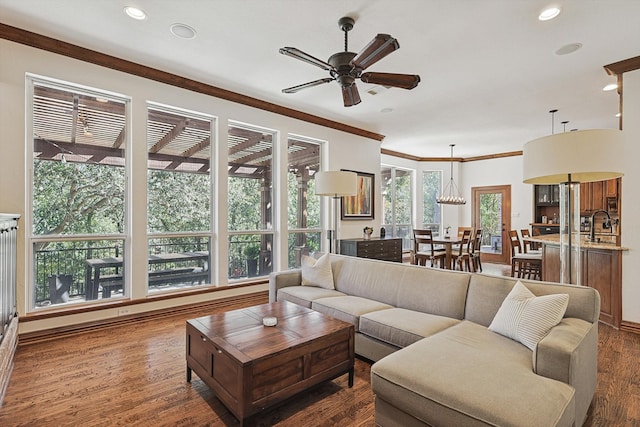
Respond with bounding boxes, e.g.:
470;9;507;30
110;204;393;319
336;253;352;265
457;226;472;239
508;230;542;280
413;229;447;268
470;229;483;272
454;229;473;271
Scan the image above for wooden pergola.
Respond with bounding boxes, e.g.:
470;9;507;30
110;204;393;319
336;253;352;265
32;84;319;270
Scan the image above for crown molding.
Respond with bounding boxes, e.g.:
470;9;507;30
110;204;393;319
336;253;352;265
0;22;385;142
382;147;522;162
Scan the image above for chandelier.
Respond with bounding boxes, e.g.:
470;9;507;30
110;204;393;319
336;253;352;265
437;144;466;205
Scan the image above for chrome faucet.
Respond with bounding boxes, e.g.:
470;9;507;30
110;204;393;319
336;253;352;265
589;210;611;242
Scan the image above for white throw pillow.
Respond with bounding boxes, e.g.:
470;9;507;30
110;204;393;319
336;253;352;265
489;281;569;351
301;253;335;289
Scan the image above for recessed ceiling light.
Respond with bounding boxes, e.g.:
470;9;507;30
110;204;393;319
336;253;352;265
170;23;197;39
555;43;582;56
124;6;146;20
603;83;618;91
539;6;561;21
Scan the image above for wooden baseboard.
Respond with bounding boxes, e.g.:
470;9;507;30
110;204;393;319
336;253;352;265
18;291;268;346
620;320;640;335
0;315;19;407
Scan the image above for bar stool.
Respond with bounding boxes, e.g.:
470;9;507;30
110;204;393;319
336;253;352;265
520;229;540;252
508;230;542;280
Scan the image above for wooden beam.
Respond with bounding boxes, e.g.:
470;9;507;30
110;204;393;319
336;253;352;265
604;56;640;76
0;23;384;142
149;118;189;154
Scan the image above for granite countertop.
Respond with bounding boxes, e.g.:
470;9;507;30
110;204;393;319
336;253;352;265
527;234;628;251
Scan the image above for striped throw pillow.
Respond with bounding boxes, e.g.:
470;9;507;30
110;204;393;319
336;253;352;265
489;281;569;351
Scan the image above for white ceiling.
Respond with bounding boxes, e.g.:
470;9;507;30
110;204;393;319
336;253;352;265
1;0;638;158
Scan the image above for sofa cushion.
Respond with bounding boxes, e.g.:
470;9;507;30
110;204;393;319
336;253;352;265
466;274;600;327
301;253;334;289
360;308;460;348
371;321;575;427
311;296;393;331
489;281;569;351
277;286;346;308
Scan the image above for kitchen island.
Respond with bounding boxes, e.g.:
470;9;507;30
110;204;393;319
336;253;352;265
528;234;627;328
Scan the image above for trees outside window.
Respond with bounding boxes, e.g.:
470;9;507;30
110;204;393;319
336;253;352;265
227;123;275;280
287;136;321;267
423;171;442;235
146;104;214;293
29;76;129;307
382;166;413;249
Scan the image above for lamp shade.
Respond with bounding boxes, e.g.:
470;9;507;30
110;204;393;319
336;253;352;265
314;171;357;196
523;129;625;184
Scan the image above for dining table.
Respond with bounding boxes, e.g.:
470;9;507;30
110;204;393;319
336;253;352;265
431;236;464;270
84;251;209;300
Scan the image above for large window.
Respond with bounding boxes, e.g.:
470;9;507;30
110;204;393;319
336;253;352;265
423;170;442;235
146;104;214;293
287;136;321;268
227;122;275;280
29;76;129;308
381;166;413;249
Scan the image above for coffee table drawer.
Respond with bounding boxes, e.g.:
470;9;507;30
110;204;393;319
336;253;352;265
187;324;213;376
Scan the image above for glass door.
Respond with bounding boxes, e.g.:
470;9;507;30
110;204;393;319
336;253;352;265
472;185;511;264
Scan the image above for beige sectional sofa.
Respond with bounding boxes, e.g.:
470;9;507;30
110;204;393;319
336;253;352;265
269;253;600;427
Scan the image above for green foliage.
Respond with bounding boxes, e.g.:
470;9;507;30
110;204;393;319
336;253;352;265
228;176;265;231
479;193;502;244
287;171;320;229
147;170;211;233
423;171;442;226
33;160;125;236
382;167;412;226
243;243;260;259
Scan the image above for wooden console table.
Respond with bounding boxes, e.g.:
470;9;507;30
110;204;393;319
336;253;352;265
339;237;402;262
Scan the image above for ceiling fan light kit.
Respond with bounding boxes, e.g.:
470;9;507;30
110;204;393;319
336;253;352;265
280;16;420;107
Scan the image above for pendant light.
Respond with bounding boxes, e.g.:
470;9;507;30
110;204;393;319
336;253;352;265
523;109;625;285
437;144;466;205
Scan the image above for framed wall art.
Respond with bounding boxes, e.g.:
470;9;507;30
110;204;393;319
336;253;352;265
341;170;374;220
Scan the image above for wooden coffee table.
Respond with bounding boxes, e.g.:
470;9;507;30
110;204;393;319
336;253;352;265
186;301;355;425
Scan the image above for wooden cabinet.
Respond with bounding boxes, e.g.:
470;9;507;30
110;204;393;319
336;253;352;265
580;178;620;214
532;224;559;235
533;185;559;224
541;244;621;328
339;238;402;262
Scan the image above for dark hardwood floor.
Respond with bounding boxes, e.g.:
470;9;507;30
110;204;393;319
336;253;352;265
1;271;638;426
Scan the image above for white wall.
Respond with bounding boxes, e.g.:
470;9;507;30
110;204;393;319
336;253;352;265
0;39;380;331
621;69;640;324
460;155;534;231
381;153;534;234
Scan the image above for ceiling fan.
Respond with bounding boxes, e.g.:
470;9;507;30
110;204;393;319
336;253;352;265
279;16;421;107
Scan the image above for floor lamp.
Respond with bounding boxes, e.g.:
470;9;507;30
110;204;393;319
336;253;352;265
523;129;625;284
315;171;357;254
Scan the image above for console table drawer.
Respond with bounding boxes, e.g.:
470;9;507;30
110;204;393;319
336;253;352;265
339;238;402;263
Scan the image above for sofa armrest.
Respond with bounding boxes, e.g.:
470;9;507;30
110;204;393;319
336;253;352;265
534;317;598;426
268;269;302;302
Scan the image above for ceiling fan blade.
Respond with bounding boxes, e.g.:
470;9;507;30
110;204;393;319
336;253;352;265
279;47;334;71
360;72;421;89
342;84;361;107
350;34;399;71
282;78;334;94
